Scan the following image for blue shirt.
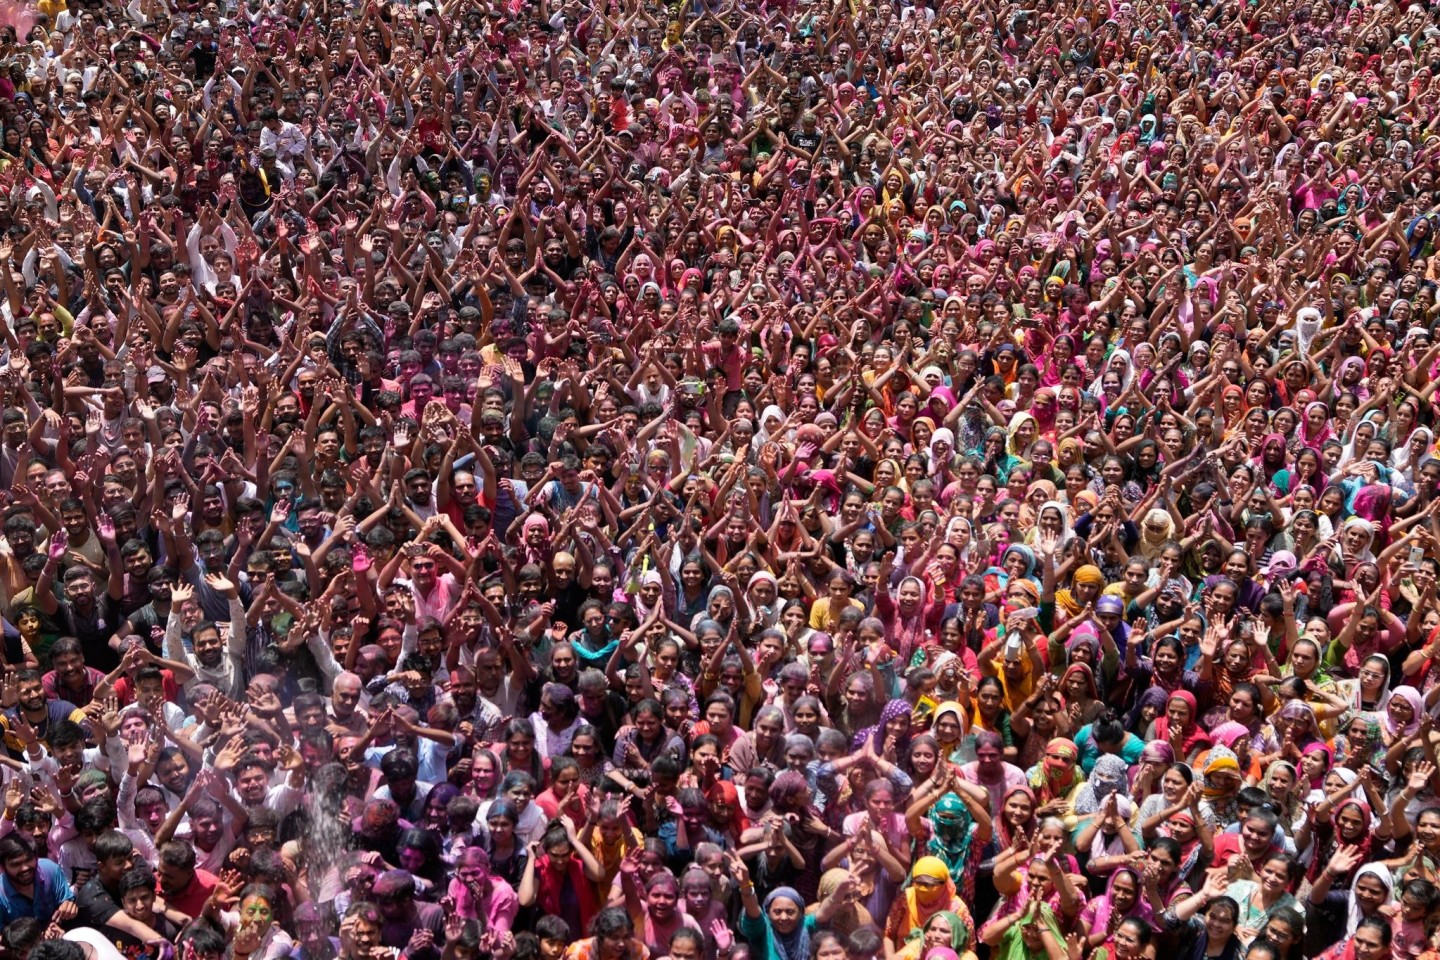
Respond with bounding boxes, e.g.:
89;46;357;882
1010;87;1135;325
1074;727;1146;776
0;858;74;926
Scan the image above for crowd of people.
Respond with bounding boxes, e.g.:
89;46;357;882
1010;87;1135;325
3;0;1440;959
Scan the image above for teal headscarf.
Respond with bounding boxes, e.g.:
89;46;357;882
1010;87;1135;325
926;792;975;893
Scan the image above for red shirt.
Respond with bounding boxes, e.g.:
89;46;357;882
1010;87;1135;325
160;867;219;919
1210;832;1279;872
113;669;182;708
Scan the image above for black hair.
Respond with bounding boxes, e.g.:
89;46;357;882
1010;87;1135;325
1092;709;1125;746
75;799;116;834
119;865;156;896
0;834;34;862
845;927;884;957
534;915;571;941
93;830;134;863
47;719;85;752
588;907;632;939
28;942;84;960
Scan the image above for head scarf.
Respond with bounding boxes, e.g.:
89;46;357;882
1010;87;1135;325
905;911;970;957
1055;565;1104;617
1384;684;1425;738
1350;654;1393;714
1335;517;1378;567
1030;738;1082;803
1274;699;1321;746
876;457;911;494
808;870;873;935
1126;687;1169;734
1074;754;1130;815
1060;661;1100;704
911;416;939;447
763;887;811;960
1261;760;1302;823
1307;795;1376;888
991;633;1037;714
1154;691;1214;756
900;856;958;935
992;905;1064;960
1028;500;1074;549
926;793;977;897
1084;867;1154;944
931;701;967;757
1137;509;1175;561
997;544;1038;583
1301;741;1334;789
703;779;745;839
995;784;1038;849
1301;400;1335;449
1346;864;1395;937
1200;746;1240;799
1006;412;1037;457
770;771;814;817
854;699;913;754
706;584;735;620
1209;722;1251;750
929;428;956;470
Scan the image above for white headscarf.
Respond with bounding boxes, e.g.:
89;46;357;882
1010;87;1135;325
1346;863;1394;937
1393;426;1434;477
754;405;788;452
747;570;781;629
929;428;956;473
1033;500;1074;546
1089;348;1134;397
1334;517;1377;566
944;516;973;563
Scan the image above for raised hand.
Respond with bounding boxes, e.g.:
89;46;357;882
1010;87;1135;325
1410;761;1436;794
46;529;68;560
710;918;733;954
1328;844;1364;876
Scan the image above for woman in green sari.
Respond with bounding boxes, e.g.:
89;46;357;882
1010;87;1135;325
979;898;1068;960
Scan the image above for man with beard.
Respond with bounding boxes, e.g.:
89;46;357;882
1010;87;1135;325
1;671;86;757
444;667;502;742
34;534;123;672
0;834;75;925
163;579;247;699
41;638;104;708
372;870;443;959
113;566;177;656
152;841;217;920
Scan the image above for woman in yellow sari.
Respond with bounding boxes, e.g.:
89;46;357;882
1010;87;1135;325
1055;565;1106;620
883;857;974;953
1006;412;1039;459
